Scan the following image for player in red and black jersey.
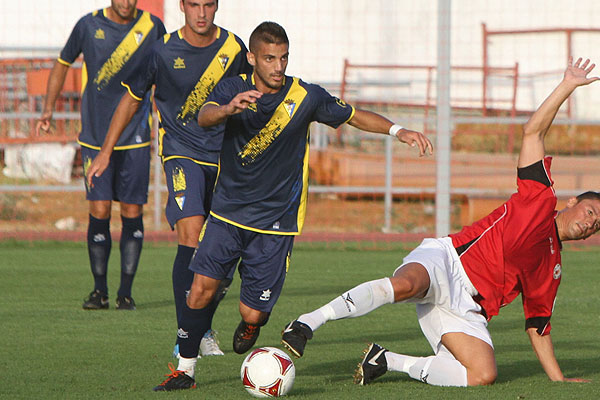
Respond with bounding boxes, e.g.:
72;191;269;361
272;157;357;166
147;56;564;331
283;57;600;387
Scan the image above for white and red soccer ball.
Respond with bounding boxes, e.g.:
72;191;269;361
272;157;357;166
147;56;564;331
241;347;296;397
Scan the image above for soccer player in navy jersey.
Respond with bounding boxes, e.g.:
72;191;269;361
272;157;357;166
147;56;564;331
151;21;432;391
86;0;251;358
36;0;165;311
282;57;600;387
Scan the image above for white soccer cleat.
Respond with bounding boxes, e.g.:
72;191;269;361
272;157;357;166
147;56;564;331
200;329;225;356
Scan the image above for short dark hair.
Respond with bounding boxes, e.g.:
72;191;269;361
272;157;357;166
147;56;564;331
576;191;600;203
249;21;289;53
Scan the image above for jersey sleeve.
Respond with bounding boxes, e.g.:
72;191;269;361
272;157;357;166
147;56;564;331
59;16;86;65
521;267;559;335
309;84;355;128
204;76;240;107
122;45;159;101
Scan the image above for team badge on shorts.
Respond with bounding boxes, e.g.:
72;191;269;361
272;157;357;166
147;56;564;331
172;167;187;210
260;289;272;301
553;263;562;279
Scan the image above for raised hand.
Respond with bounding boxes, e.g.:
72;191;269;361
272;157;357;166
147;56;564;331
564;57;600;87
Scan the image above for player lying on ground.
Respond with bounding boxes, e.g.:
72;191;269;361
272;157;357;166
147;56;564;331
152;21;433;391
282;57;600;387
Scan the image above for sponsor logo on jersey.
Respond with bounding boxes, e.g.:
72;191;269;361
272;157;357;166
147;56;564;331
335;97;347;108
549;236;555;254
272;221;280;230
553;263;562;279
95;29;105;40
260;289;272;301
218;53;230;70
173;57;186;69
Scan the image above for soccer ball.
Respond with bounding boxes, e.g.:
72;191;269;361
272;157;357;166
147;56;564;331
240;347;295;397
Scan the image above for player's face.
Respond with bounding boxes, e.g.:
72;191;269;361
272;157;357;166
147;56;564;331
248;42;289;93
180;0;218;36
110;0;137;21
561;198;600;240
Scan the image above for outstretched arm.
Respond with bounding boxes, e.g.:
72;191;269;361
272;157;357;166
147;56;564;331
519;57;599;168
35;61;70;135
527;328;589;382
197;90;262;127
348;109;433;156
85;92;141;187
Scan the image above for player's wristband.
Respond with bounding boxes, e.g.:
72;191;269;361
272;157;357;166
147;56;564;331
389;124;403;136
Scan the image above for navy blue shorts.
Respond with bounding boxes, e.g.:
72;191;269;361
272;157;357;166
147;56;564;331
82;146;150;204
189;216;295;312
163;158;218;229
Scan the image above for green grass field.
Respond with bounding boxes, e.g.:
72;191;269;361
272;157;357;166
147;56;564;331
1;240;599;399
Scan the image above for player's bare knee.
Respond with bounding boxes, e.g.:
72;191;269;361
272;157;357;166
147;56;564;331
186;288;216;309
390;275;427;301
467;367;497;386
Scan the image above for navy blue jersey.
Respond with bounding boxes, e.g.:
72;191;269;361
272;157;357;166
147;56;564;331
124;27;251;164
205;74;355;234
59;8;165;149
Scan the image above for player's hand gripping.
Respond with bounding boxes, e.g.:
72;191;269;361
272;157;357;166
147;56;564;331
563;57;599;88
35;111;53;135
225;90;262;116
394;128;434;157
85;151;111;188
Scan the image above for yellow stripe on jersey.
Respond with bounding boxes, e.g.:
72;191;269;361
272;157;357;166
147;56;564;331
81;61;88;95
296;131;310;234
238;77;307;164
93;11;154;90
176;31;242;125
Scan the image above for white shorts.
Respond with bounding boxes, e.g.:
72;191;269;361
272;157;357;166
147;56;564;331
395;237;493;354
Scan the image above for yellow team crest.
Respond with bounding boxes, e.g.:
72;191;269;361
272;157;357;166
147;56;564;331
95;29;105;40
173;57;186;69
218;53;230;70
283;99;296;118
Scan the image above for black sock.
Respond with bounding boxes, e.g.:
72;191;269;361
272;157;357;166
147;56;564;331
118;214;144;298
179;303;212;358
87;214;111;294
172;245;196;331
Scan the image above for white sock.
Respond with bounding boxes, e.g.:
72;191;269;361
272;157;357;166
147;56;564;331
405;355;467;387
298;278;395;332
385;351;419;373
177;357;197;378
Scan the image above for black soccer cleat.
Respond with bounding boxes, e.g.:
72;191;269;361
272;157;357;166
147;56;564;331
82;290;108;310
281;320;313;358
115;296;136;310
233;320;261;354
354;343;388;385
153;363;196;391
